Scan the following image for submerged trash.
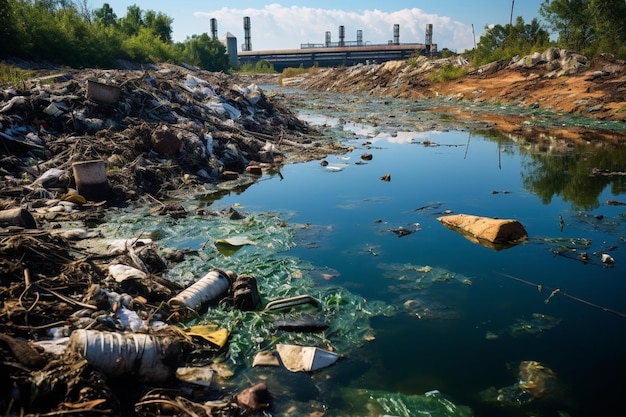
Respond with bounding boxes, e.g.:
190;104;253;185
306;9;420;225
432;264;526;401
175;366;215;387
264;294;322;311
214;236;256;256
510;313;562;337
275;343;340;372
390;226;414;237
481;360;558;407
339;387;473;417
274;317;329;332
236;382;272;411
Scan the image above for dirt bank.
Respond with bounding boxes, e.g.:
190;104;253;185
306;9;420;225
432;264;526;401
297;48;626;146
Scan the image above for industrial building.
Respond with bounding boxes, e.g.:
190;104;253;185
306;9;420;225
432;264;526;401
212;17;437;71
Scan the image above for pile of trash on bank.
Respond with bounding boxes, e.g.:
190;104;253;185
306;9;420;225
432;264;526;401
0;63;335;210
0;65;344;416
0;226;322;415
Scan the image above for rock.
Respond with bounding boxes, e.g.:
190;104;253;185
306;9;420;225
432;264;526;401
151;127;181;155
437;213;528;247
245;165;263;175
380;173;391;182
236;382;271;411
221;170;239;180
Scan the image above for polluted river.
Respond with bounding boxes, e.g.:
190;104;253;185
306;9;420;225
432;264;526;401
1;70;626;417
102;86;626;416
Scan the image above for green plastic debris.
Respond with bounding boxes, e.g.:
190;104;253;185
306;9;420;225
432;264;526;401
214;236;255;256
339;388;473;417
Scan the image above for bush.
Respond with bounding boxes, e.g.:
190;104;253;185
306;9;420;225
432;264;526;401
428;63;467;82
238;60;276;74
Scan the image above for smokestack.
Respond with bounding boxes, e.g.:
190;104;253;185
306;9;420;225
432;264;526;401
338;25;345;47
357;30;363;46
394;24;400;45
325;31;331;47
243;16;251;51
425;23;433;54
210;18;217;40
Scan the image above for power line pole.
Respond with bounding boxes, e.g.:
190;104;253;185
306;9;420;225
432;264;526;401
510;0;515;26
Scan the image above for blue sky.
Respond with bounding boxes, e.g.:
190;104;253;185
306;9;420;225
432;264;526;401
92;1;546;52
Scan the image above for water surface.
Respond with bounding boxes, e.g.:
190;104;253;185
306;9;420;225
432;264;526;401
104;89;626;417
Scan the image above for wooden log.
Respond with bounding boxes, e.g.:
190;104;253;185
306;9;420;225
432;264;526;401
437;213;527;248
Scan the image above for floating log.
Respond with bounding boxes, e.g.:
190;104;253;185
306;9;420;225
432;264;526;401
437;213;527;249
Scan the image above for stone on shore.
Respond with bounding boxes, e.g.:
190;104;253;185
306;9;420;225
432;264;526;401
437;214;528;248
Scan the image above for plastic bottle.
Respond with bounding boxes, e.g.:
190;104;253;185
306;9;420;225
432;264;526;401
68;329;178;382
168;269;231;311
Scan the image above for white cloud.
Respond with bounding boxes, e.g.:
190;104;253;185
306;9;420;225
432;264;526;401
193;5;474;53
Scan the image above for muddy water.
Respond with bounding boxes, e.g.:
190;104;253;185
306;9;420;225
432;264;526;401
104;88;626;416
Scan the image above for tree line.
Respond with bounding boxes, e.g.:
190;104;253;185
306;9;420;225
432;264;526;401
472;0;626;65
1;1;626;70
0;0;230;71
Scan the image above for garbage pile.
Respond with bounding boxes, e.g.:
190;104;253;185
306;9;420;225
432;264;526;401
0;64;333;210
0;65;342;416
0;226;341;416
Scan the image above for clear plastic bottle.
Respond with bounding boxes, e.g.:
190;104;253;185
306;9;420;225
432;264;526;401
168;269;231;311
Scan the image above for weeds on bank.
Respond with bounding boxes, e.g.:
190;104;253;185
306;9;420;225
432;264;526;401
0;63;36;84
429;63;468;83
237;60;277;74
279;65;320;84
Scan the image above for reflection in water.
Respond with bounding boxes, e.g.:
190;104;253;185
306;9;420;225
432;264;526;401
519;143;626;210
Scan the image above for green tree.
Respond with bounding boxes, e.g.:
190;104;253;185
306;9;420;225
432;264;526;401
589;0;626;54
540;0;595;53
472;17;550;65
144;10;173;44
122;27;176;63
0;0;17;57
177;33;230;71
93;2;117;26
119;4;143;37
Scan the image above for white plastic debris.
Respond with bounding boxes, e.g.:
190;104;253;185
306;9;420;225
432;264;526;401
108;264;148;282
601;253;615;265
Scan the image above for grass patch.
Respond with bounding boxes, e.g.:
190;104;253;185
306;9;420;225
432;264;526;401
236;60;277;74
428;63;468;83
279;65;320;85
0;62;36;84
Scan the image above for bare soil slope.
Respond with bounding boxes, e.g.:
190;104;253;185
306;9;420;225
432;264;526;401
298;50;626;146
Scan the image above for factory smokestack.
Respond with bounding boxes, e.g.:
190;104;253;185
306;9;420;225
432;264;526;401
325;31;331;47
210;18;217;40
425;23;433;54
394;24;400;45
357;30;363;46
243;16;252;51
338;25;345;47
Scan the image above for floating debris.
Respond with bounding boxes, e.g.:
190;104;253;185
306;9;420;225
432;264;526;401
510;313;562;337
481;360;558;407
382;262;473;290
